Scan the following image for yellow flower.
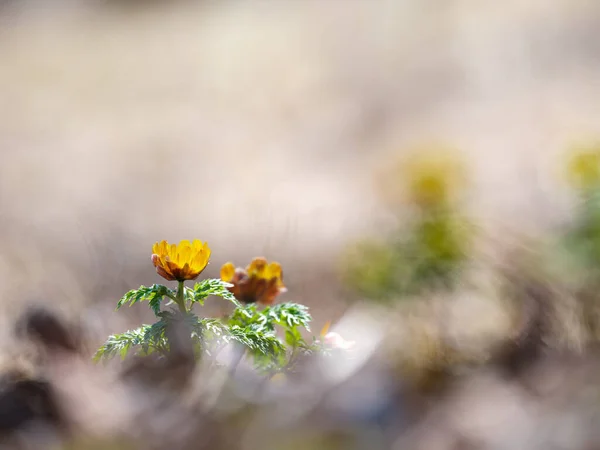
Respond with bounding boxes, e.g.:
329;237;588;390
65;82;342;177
566;145;600;190
220;257;286;305
377;146;467;209
151;239;211;282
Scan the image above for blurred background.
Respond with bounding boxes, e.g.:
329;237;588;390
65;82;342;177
2;1;600;447
2;0;599;320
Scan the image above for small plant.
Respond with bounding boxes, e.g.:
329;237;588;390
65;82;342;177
562;144;600;272
342;146;473;302
94;239;332;376
558;143;600;338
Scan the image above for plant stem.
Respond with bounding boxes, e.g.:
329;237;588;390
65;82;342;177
175;280;187;313
228;343;246;376
285;345;299;370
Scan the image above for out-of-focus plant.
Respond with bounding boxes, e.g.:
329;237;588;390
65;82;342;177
559;143;600;337
341;146;473;302
94;240;331;377
384;148;468;210
562;144;600;271
566;144;600;192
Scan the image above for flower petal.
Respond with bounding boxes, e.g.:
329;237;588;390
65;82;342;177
180;245;191;266
247;257;267;277
159;240;168;255
266;262;282;279
192;239;203;252
156;265;176;281
203;242;211;261
220;263;236;282
151;254;160;267
191;249;208;272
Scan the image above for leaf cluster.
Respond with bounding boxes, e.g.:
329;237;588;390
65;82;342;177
342;207;472;303
95;280;317;374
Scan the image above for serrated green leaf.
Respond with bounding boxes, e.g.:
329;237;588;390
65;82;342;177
262;303;312;332
149;296;163;316
93;326;151;362
227;325;286;369
116;284;174;316
285;327;303;347
226;302;312;347
190;279;241;308
193;314;287;372
198;318;228;337
227;305;262;330
143;320;168;346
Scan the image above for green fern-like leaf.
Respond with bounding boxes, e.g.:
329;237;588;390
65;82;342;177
228;325;286;370
228;304;261;328
227;303;312;333
189;279;241;308
193;316;286;369
93;326;151;362
116;284;175;316
143;318;169;349
95;300;305;372
197;318;229;338
285;327;304;347
263;303;312;332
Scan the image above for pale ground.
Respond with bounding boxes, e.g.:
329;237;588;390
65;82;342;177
0;0;599;347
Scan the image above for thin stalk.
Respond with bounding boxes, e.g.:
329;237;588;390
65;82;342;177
175;280;187;313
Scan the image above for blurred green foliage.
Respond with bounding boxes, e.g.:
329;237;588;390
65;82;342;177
559;143;600;337
562;144;600;270
341;146;472;303
337;140;600;395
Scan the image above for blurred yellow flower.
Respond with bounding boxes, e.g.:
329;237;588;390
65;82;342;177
567;145;600;190
151;239;211;282
220;257;286;305
377;146;467;209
